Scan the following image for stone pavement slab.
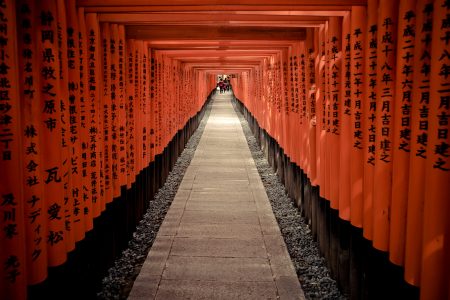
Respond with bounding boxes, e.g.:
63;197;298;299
128;92;305;300
170;237;266;258
155;280;278;300
175;223;263;239
184;200;256;212
162;256;273;282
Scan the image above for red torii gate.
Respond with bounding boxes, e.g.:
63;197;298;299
0;1;449;299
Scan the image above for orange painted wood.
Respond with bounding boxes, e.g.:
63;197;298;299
65;0;86;245
126;25;306;41
314;27;322;188
317;23;327;196
77;7;94;232
56;0;77;253
288;44;297;164
134;40;142;174
308;27;318;186
372;0;399;252
0;1;27;299
76;0;367;7
339;11;351;220
98;12;327;23
299;41;308;170
85;13;103;217
420;0;450;298
59;0;76;253
17;0;48;285
82;6;355;13
281;47;290;160
275;52;283;149
5;1;450;297
126;39;137;187
154;51;161;155
349;5;366;228
362;0;378;241
110;24;121;197
37;0;67;267
328;16;342;210
101;22;114;204
117;25;127;187
404;0;434;287
141;41;150;167
389;0;417;266
305;28;315;182
323;20;331;201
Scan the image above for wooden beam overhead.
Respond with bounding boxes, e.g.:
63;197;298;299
199;68;253;72
185;61;261;65
76;0;358;71
127;25;306;40
77;0;366;7
183;59;264;64
146;40;296;47
146;42;292;51
149;45;291;51
159;49;281;56
104;20;324;27
82;6;354;13
98;13;328;23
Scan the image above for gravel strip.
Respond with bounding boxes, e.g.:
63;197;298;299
233;100;346;300
97;100;213;300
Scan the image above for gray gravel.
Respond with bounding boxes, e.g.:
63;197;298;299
97;100;212;300
233;99;346;300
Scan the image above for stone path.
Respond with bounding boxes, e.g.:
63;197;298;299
128;93;305;300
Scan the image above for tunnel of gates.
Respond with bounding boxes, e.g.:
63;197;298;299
230;1;450;299
0;1;217;299
0;0;449;299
